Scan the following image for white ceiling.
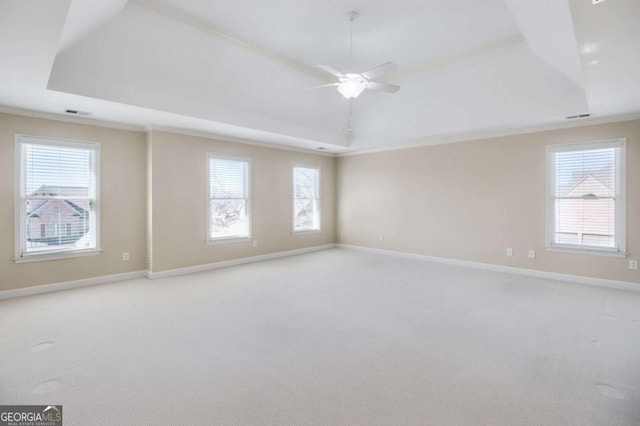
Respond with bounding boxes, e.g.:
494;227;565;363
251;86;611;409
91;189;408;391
0;0;639;154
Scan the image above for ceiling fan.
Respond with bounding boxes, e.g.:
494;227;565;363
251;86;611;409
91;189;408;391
312;12;400;100
317;62;400;99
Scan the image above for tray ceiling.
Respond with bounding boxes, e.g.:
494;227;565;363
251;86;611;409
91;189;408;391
0;0;638;153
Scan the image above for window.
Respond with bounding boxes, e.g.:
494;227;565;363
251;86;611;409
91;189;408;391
15;135;100;261
546;139;625;255
208;154;250;242
293;164;320;233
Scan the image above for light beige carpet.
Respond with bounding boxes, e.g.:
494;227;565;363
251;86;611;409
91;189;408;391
1;248;639;425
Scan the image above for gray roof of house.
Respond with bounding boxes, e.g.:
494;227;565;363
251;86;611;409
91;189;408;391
32;185;89;197
26;188;89;217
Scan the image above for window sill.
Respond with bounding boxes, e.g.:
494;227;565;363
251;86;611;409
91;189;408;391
545;246;626;258
293;229;321;235
207;236;251;246
14;248;102;263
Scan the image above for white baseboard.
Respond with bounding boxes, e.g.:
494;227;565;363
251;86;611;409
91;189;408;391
0;270;147;300
338;244;640;292
0;245;336;300
146;244;337;280
6;244;633;299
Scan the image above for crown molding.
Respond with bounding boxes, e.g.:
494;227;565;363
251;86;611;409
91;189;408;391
339;112;640;157
146;124;338;157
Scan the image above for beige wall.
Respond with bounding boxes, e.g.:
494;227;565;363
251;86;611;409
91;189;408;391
0;116;336;291
148;130;336;273
337;120;640;284
3;110;637;291
0;113;147;291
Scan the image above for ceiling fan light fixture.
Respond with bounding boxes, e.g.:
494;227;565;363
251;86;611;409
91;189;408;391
337;73;368;99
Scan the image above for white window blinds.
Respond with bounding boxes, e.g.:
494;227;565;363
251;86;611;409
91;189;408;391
547;140;625;254
208;155;250;241
293;165;320;232
16;135;99;258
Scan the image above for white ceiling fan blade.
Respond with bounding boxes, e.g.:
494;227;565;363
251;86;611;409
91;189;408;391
361;62;398;81
367;81;400;94
317;64;345;79
303;83;340;91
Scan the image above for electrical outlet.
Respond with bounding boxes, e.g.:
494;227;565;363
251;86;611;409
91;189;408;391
252;240;258;248
528;250;536;259
506;248;513;256
629;260;638;270
122;252;129;262
379;234;384;242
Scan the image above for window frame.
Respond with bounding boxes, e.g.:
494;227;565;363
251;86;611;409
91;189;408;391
545;138;626;257
14;134;101;263
207;153;252;244
292;163;321;234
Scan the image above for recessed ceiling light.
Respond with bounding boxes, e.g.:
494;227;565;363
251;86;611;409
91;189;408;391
592;0;607;4
580;42;602;55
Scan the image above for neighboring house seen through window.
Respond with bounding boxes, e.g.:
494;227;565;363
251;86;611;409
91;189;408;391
293;164;320;233
546;139;625;255
208;154;251;242
16;135;100;261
